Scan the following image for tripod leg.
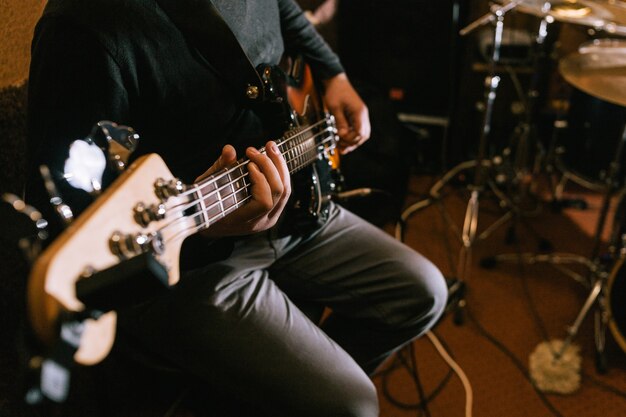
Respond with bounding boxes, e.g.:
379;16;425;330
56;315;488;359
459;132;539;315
459;189;479;281
453;189;480;325
555;278;603;359
595;301;609;373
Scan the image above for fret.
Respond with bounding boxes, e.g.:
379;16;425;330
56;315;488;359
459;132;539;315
288;147;296;171
294;141;303;172
231;165;249;209
298;134;314;171
186;117;338;235
197;181;218;227
214;166;243;214
287;157;296;173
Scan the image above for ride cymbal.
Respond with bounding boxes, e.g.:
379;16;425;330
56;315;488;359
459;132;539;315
559;38;626;107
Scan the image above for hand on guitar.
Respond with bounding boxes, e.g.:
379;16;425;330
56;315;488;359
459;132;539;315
323;73;371;155
195;141;291;237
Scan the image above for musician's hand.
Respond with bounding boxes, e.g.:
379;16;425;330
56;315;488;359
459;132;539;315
323;73;370;154
194;141;291;237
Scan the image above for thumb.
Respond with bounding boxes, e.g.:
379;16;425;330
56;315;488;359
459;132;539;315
330;105;349;138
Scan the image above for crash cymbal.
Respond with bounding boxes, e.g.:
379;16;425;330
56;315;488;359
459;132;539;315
512;0;611;26
603;0;626;33
559;38;626;107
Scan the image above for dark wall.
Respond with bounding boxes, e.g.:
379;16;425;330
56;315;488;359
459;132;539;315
337;0;463;117
0;82;29;417
0;83;28;195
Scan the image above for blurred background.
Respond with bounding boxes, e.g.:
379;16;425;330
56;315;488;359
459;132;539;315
3;1;626;416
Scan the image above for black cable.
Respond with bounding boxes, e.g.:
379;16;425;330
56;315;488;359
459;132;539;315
408;341;431;417
512;215;626;401
464;306;566;417
501;202;626;406
582;371;626;401
378;343;454;412
395;347;425;417
513;223;552;344
434;197;460;276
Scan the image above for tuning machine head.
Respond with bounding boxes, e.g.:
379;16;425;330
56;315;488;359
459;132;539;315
89;121;140;172
58;121;141;207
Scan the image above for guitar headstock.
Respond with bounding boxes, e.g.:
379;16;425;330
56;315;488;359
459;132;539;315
60;121;139;194
89;120;139;173
28;122;196;365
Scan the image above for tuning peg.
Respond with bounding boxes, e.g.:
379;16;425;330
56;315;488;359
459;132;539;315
89;121;140;172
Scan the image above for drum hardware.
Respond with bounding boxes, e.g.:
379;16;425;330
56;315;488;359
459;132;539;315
482;40;626;372
499;0;626;35
559;38;626;108
499;5;563;210
500;1;626;205
546;95;623;211
396;1;544;325
607;233;626;356
550;39;626;206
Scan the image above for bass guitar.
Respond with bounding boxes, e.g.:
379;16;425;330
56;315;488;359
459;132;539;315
28;60;340;365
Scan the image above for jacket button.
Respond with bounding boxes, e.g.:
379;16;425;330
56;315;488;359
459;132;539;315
246;85;260;99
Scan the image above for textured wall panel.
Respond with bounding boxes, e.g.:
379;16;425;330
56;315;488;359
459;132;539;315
0;0;45;87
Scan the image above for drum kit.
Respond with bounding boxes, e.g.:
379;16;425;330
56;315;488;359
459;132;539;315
397;0;626;370
493;0;626;371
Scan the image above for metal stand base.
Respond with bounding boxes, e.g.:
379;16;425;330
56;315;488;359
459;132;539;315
480;122;626;373
482;250;610;373
395;157;541;325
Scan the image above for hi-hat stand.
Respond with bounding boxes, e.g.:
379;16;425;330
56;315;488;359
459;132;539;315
480;18;626;371
396;1;530;319
484;121;626;372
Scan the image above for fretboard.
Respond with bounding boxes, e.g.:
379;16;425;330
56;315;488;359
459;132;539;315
190;118;334;229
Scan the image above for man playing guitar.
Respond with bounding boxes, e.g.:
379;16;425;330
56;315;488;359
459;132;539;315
26;0;447;415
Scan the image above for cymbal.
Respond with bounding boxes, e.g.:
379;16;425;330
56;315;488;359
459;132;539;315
515;0;610;26
502;0;626;33
559;39;626;107
604;0;626;33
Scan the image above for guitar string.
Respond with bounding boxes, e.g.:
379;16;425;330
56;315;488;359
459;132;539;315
164;125;334;219
162;132;336;244
159;132;336;244
175;118;331;200
157;123;334;228
155;131;331;243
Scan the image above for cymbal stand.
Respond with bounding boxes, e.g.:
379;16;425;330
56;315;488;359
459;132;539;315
396;1;524;292
556;125;625;370
503;13;559;203
486;122;626;372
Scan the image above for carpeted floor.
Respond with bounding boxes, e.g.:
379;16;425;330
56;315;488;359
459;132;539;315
372;173;626;417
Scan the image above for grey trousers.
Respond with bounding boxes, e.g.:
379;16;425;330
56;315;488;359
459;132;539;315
117;204;447;417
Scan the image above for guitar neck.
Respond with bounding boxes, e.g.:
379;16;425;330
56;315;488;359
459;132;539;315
188;117;335;231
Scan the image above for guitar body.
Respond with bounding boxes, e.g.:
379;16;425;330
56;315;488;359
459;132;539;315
257;58;340;233
28;60;339;365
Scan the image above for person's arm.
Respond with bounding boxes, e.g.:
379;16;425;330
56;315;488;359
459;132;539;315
28;16;130;177
278;0;370;154
323;73;370;155
26;16;131;231
303;0;337;27
28;15;290;237
278;0;343;80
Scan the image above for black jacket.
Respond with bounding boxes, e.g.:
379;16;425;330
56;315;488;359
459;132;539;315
26;0;343;222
